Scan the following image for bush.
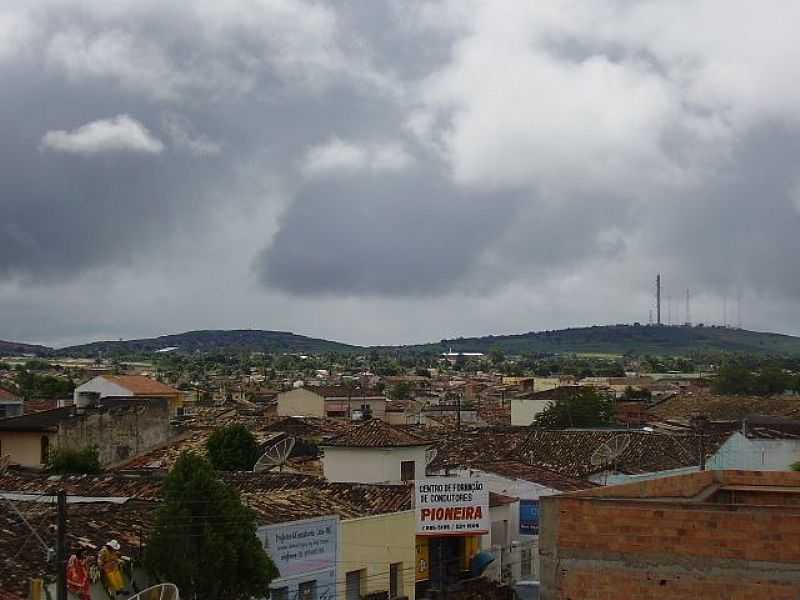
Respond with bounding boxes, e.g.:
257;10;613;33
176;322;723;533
206;424;261;471
47;446;101;474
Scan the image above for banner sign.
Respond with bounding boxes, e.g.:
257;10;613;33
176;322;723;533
415;478;489;536
258;516;338;577
519;499;539;535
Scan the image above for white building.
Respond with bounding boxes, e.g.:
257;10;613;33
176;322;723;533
277;386;386;421
320;419;432;483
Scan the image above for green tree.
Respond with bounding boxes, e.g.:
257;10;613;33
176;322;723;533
144;452;277;599
47;446;101;474
712;362;755;395
533;389;615;429
489;347;506;364
206;424;261;471
389;381;413;400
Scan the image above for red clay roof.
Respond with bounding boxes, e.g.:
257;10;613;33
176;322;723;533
102;375;179;396
0;387;18;402
323;419;432;448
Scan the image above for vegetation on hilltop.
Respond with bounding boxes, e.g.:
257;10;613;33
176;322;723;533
57;329;359;357
415;324;800;357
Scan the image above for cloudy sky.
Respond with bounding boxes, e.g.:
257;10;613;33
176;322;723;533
2;1;800;348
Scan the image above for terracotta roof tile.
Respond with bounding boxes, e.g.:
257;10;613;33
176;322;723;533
0;387;19;402
513;429;729;479
475;460;597;492
322;419;432;448
102;375;179;396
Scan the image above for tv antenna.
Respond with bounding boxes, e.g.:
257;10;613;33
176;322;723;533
590;434;631;475
253;436;296;473
425;448;438;466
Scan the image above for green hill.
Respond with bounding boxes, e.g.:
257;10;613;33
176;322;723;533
57;329;359;357
0;339;53;357
406;324;800;356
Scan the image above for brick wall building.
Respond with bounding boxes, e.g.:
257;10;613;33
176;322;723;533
539;470;800;600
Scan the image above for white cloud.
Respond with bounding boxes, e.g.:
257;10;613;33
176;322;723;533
162;113;221;157
41;114;164;155
0;9;37;63
303;138;413;176
411;1;800;196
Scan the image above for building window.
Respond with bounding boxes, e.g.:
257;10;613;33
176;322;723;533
345;570;363;600
520;547;532;578
401;460;415;481
270;588;288;600
40;436;50;464
299;581;317;600
390;562;403;598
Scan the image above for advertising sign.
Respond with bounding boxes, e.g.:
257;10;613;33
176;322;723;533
258;516;338;600
519;499;539;535
415;478;489;536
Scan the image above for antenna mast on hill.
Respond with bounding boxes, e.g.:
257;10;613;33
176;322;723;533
685;288;691;326
723;294;728;327
656;274;662;326
737;288;742;329
667;295;672;326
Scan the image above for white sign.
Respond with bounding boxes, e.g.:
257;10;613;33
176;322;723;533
415;478;489;536
258;516;338;576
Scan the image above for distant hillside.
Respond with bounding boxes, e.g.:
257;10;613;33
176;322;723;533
57;329;359;357
408;325;800;356
0;339;53;357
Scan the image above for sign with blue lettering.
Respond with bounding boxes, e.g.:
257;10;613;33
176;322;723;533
258;516;338;600
519;499;539;535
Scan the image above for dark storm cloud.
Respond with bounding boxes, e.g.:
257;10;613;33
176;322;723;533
258;169;522;296
4;1;800;345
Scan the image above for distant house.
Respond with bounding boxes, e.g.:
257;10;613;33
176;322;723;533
509;386;581;426
0;397;170;468
72;375;183;415
0;388;22;419
320;419;432;483
277;385;386;421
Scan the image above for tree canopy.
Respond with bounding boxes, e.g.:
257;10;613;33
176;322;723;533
206;424;261;471
144;452;278;599
533;388;615;429
47;446;101;474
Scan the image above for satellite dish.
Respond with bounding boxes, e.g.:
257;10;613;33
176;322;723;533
254;436;296;473
0;454;9;475
425;448;438;466
590;434;631;467
126;583;179;600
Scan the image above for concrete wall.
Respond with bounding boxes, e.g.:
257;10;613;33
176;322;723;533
57;399;171;466
277;388;325;417
708;432;800;471
539;472;800;600
322;446;428;483
325;398;387;421
510;399;551;426
0;431;50;467
340;511;416;600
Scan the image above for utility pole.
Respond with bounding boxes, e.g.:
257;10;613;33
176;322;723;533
56;490;67;600
456;393;462;433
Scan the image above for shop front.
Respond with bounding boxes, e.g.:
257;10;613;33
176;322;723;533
414;478;489;598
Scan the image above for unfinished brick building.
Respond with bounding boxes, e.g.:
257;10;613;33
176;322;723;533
539;470;800;600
